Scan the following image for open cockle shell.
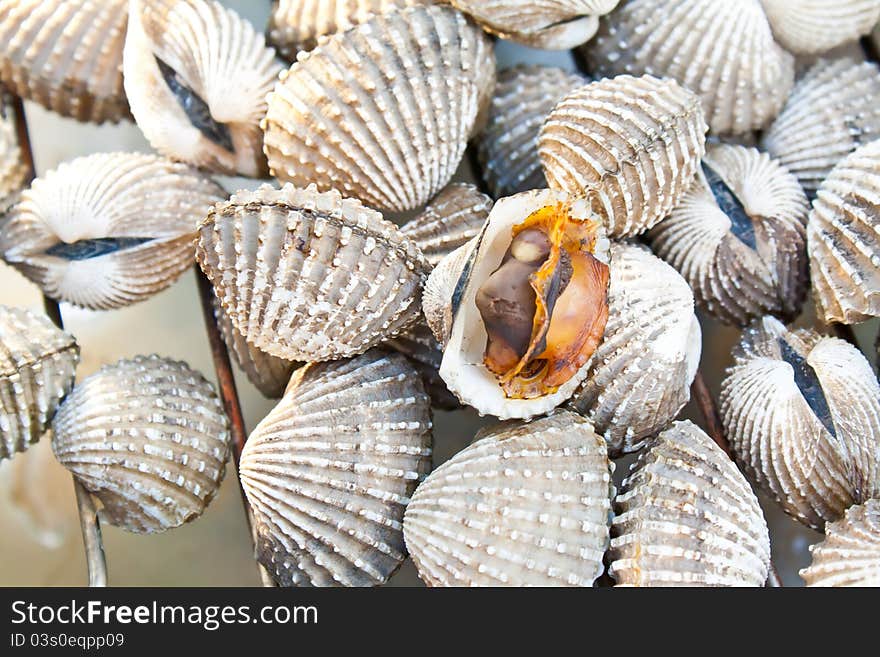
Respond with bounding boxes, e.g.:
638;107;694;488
760;59;880;198
262;5;495;213
197;183;429;362
609;421;771;587
239;349;432;587
583;0;794;136
720;317;880;530
760;0;880;55
423;188;611;420
0;0;129;123
0;306;79;461
648;144;809;326
478;65;587;200
403;410;613;586
0;152;226;310
808;139;880;325
124;0;283;177
539;74;707;238
568;243;701;456
51;355;230;534
800;499;880;587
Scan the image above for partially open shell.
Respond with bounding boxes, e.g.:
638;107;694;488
124;0;283;177
0;306;79;461
404;410;613;586
262;5;495;213
800;499;880;587
51;355;230;534
0;0;129;123
240;349;432;587
808;139;880;325
609;420;770;587
0;94;27;213
760;59;880;199
568;243;701;456
760;0;880;55
0;152;226;310
197;184;429;362
720;317;880;529
583;0;794;135
648;144;809;326
539;74;707;238
478;65;587;199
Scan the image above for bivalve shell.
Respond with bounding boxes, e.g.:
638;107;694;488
800;499;880;587
197;184;429;362
720;316;880;529
609;420;771;587
0;94;27;213
807;139;880;325
404;410;613;586
539;74;707;238
124;0;283;177
0;306;79;461
648;144;809;326
583;0;794;135
0;152;226;310
760;0;880;55
760;58;880;198
51;355;230;534
0;0;129;123
239;349;433;587
385;321;460;410
262;5;495;213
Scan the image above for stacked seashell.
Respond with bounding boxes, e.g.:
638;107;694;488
800;499;880;587
0;91;26;213
759;0;880;55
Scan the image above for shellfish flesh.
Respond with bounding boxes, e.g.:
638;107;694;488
760;0;880;55
800;499;880;587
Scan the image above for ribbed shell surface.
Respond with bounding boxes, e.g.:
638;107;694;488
720;317;880;529
807;139;880;324
800;499;880;586
0;306;79;460
196;184;429;362
0;152;226;310
760;59;880;198
239;350;433;587
262;5;494;213
583;0;794;135
478;65;586;199
385;320;459;410
51;355;230;534
403;411;612;586
539;74;707;238
648;144;809;326
609;420;771;587
569;244;701;456
760;0;880;54
0;0;129;123
0;95;26;211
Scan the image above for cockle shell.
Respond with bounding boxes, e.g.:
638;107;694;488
0;306;79;461
124;0;283;177
800;499;880;587
213;298;296;399
760;0;880;55
196;184;429;362
399;183;492;268
0;152;226;310
51;355;230;534
539;74;707;238
807;139;880;325
760;59;880;198
720;316;880;529
0;0;129;123
608;420;770;587
449;0;619;49
648;144;809;326
262;5;495;213
239;349;432;587
385;321;460;410
583;0;794;135
568;243;701;456
477;65;587;199
0;94;27;213
404;410;612;586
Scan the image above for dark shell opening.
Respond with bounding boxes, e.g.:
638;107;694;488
777;336;837;438
45;237;154;261
703;161;756;250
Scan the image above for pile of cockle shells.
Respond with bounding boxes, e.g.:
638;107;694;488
0;0;879;587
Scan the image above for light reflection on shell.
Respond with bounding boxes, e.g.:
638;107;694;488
800;499;880;587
